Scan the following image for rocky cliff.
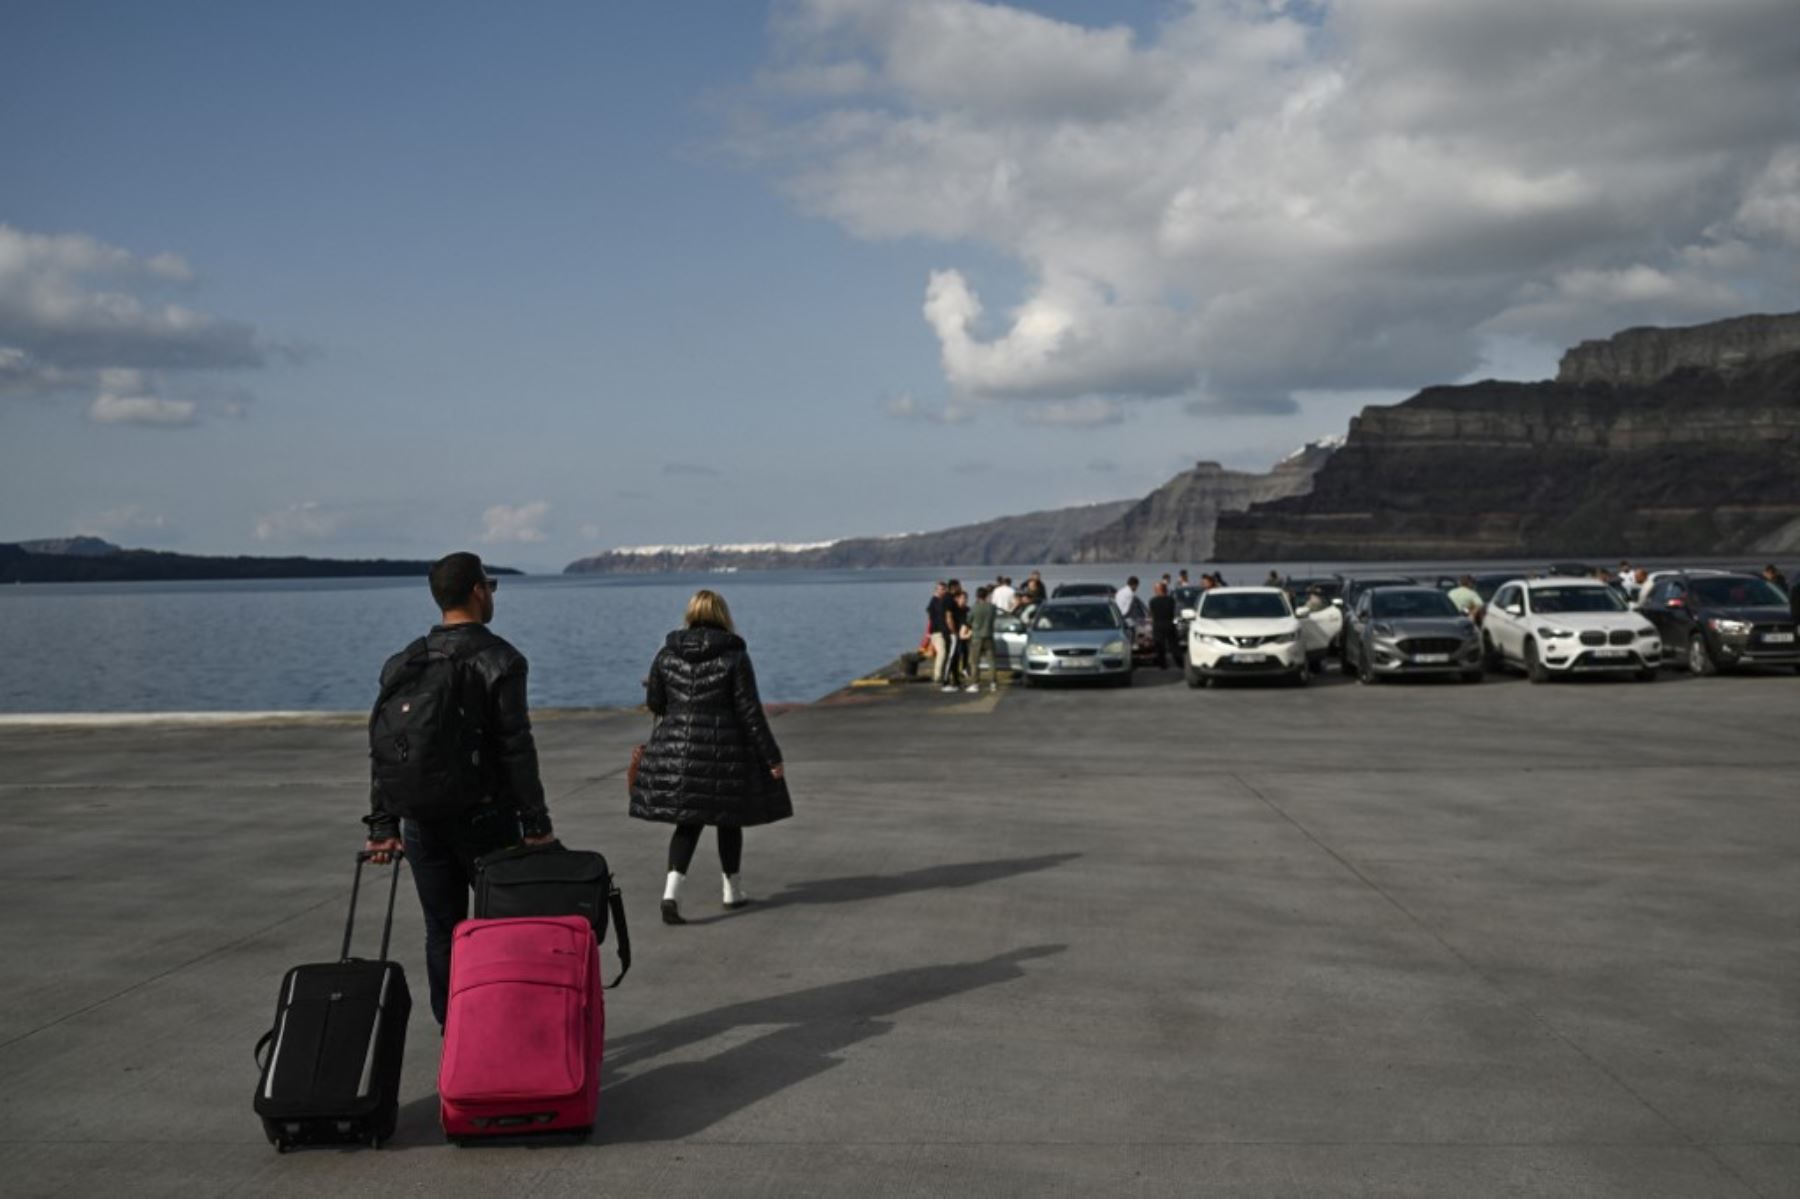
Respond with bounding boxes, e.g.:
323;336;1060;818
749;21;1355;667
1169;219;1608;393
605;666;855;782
1072;439;1337;563
564;499;1138;575
1558;312;1800;386
1215;313;1800;561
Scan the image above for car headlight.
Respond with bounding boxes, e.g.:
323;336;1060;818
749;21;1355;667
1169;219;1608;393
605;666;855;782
1102;639;1127;655
1266;631;1297;644
1372;623;1396;639
1709;618;1752;635
1193;631;1220;644
1026;644;1052;659
1537;626;1573;639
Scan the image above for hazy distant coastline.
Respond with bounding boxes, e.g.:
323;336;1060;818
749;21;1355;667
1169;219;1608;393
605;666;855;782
0;538;522;585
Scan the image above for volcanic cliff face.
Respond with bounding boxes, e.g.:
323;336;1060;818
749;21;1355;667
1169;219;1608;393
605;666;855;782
1213;313;1800;561
1072;440;1337;563
1558;312;1800;386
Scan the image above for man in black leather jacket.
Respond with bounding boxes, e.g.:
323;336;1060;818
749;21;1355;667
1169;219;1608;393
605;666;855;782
363;551;554;1026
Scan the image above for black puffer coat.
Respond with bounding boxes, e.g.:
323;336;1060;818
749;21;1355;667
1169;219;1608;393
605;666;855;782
629;627;791;827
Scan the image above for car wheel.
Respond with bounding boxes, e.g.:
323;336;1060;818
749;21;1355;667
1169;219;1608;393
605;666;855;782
1687;634;1716;677
1483;633;1504;672
1461;670;1483;684
1524;638;1549;684
1116;670;1134;688
1291;665;1309;687
1185;665;1203;689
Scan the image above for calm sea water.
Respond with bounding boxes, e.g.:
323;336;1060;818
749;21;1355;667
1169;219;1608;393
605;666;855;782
0;556;1757;713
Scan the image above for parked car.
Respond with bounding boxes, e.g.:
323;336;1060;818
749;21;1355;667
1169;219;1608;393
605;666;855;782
1020;598;1133;687
1432;572;1522;603
1482;578;1660;682
1051;582;1116;600
1336;575;1416;676
1341;586;1483;683
1185;587;1308;688
1636;573;1799;675
1122;595;1158;664
1283;576;1343;609
1627;567;1729;607
993;604;1036;673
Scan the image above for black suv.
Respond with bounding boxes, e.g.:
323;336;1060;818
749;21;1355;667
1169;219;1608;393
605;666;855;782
1638;573;1798;675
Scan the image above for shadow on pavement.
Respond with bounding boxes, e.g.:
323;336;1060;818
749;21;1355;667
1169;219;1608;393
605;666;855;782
683;852;1082;924
596;945;1066;1143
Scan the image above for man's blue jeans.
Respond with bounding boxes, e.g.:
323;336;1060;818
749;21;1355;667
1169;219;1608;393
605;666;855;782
402;804;521;1026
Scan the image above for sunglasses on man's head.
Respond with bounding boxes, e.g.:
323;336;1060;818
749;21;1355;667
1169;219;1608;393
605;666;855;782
482;577;499;591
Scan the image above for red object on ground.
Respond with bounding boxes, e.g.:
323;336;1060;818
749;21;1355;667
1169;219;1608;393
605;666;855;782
439;916;602;1141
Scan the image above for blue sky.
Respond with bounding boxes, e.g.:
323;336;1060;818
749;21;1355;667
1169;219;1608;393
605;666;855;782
3;0;1795;568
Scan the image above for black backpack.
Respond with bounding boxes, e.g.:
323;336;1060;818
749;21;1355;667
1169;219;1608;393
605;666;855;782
368;637;485;820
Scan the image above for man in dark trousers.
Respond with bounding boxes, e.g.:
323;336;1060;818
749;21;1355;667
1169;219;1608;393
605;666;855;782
1148;580;1181;669
363;551;554;1027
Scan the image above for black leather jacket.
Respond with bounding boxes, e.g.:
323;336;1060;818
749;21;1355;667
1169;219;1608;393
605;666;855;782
365;622;551;841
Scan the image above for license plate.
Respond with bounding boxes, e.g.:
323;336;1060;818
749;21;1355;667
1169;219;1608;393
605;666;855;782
1412;653;1450;664
1592;649;1629;659
1230;653;1266;663
1764;632;1795;643
1058;659;1096;670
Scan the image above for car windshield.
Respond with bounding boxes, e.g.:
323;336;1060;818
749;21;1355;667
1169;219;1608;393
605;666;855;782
1689;577;1786;607
1053;583;1114;599
1033;604;1119;631
1531;586;1625;613
1370;590;1459;619
1200;593;1290;620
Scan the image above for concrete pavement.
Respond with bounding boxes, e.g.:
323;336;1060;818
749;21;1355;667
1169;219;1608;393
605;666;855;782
0;664;1795;1197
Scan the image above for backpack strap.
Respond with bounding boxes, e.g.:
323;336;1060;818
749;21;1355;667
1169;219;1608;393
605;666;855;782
604;884;631;988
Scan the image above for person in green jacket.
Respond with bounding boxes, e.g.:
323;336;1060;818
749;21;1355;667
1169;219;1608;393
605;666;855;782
966;585;999;693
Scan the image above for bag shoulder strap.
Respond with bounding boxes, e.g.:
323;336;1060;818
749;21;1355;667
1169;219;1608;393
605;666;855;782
605;885;631;988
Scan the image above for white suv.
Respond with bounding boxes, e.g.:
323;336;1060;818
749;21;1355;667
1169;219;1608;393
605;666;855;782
1483;577;1661;682
1186;587;1308;688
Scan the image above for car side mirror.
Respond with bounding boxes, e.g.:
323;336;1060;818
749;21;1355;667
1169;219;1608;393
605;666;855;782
1505;604;1523;616
1331;597;1343;608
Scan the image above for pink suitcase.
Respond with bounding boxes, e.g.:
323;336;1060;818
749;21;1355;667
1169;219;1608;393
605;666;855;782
440;916;603;1142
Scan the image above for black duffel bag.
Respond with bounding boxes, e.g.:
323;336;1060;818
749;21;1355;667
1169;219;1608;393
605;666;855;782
473;841;631;986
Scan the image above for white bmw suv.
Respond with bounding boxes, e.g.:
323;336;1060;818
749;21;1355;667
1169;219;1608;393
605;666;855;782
1185;587;1308;688
1482;577;1661;682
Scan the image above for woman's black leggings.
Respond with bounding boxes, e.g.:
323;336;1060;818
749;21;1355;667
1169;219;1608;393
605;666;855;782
668;823;743;875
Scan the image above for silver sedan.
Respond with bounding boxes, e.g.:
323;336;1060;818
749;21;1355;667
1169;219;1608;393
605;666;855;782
1019;599;1134;688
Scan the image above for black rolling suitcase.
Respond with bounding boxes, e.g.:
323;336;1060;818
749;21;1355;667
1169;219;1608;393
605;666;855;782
253;851;412;1152
474;840;631;985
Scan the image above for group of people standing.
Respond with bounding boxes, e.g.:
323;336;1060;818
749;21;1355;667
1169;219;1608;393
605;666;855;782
925;572;1048;692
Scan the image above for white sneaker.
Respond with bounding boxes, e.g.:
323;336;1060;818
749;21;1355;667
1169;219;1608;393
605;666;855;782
723;873;751;909
940;684;956;692
964;684;979;692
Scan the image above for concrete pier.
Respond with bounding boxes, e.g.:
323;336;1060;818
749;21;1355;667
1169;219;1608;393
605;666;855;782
1;666;1795;1197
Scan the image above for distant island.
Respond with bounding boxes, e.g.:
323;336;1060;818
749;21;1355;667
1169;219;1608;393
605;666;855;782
0;538;523;584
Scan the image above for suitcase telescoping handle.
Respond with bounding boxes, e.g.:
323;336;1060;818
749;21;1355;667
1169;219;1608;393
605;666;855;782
344;849;406;963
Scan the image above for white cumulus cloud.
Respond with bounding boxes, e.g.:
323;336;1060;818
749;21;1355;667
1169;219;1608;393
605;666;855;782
743;0;1800;411
481;501;551;544
0;224;269;424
